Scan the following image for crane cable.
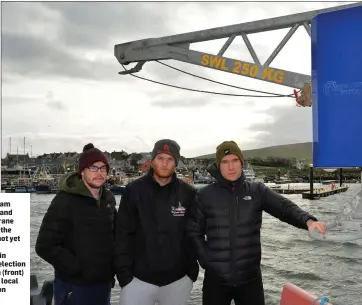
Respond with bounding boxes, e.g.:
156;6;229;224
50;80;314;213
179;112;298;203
155;60;295;97
120;63;300;98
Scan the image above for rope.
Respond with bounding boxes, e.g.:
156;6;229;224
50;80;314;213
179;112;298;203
312;296;330;305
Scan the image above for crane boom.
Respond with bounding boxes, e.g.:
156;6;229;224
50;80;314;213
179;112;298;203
114;3;361;92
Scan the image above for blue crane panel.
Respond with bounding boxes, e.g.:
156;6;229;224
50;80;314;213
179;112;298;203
312;5;362;167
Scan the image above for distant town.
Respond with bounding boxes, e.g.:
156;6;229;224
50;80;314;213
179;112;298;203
1;149;309;176
1;144;361;195
2;140;362;183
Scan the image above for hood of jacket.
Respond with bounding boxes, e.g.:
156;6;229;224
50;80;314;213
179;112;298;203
59;171;107;199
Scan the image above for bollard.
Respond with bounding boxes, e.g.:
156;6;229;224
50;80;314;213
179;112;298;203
30;274;54;305
309;164;314;196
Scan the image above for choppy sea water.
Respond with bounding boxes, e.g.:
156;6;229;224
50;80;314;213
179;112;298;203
30;184;362;305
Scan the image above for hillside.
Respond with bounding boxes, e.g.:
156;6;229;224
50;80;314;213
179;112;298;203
195;142;312;161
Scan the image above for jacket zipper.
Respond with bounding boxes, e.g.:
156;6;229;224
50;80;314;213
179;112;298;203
236;196;240;220
230;189;237;283
96;199;101;213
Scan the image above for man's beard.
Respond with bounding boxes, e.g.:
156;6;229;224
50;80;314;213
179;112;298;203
87;181;102;189
153;167;173;179
85;178;105;189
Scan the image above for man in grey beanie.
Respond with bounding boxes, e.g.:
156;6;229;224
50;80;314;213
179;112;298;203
114;139;199;305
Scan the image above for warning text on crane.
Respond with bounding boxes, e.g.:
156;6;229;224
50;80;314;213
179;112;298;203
200;54;285;84
0;194;30;304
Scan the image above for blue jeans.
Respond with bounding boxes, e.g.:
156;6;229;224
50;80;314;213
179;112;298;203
53;277;111;305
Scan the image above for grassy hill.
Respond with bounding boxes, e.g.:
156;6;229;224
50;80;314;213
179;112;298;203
195;142;312;162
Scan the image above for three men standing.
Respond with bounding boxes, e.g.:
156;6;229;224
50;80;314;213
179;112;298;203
35;140;327;305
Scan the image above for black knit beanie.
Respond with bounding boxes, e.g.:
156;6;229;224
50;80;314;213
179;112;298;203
151;139;180;165
77;143;109;175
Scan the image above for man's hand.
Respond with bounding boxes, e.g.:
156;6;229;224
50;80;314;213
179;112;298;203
306;220;327;235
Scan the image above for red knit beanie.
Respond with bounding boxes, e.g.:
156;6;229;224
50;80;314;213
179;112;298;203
77;143;109;175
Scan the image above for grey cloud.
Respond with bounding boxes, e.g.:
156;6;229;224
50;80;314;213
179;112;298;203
1;2;192;83
150;94;256;109
2;96;40;105
42;2;178;48
2;2;49;33
2;2;172;49
197;1;353;21
47;100;67;111
248;105;312;148
221;100;256;108
152;98;210;109
46;91;54;100
187;142;220;158
2;91;67;110
2;116;53;140
2;31;122;81
0;73;24;84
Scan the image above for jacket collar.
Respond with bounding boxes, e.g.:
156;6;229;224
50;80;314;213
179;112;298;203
207;162;245;190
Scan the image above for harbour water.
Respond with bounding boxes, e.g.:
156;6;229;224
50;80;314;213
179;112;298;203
30;184;362;305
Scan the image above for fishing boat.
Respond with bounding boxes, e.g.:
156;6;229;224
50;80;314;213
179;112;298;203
32;165;57;194
243;163;265;183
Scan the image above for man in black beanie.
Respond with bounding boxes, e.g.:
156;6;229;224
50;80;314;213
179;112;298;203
151;139;181;166
114;139;199;305
35;143;117;305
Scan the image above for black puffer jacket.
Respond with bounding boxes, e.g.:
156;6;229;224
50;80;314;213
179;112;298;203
35;172;117;285
114;169;199;287
187;164;317;286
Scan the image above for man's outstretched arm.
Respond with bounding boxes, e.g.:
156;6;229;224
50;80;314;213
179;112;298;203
260;183;324;231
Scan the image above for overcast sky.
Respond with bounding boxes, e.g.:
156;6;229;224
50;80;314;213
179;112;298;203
1;1;353;158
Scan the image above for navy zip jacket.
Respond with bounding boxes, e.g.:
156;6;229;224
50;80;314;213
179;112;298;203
187;163;317;286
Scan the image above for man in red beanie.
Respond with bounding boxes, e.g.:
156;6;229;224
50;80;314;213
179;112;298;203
187;141;327;305
35;143;117;305
114;139;199;305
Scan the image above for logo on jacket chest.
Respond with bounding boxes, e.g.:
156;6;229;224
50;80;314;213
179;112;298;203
171;202;186;216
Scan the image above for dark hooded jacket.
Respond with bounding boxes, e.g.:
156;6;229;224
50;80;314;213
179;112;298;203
35;172;117;285
114;168;199;287
187;163;317;286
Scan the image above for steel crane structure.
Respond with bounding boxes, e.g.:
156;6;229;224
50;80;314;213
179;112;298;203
114;2;361;107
